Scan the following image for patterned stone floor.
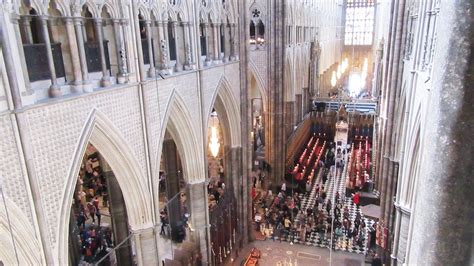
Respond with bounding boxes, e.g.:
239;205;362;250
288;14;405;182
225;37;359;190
231;240;365;266
282;153;374;256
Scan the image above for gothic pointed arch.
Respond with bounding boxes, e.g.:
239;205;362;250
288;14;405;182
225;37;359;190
206;75;241;148
156;90;205;184
0;195;43;265
57;109;153;265
249;60;268;111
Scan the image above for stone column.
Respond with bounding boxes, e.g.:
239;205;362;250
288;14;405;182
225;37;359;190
144;20;156;77
189;182;210;265
131;227;159;266
284;101;295;140
12;14;33;96
64;17;82;92
203;23;212;65
212;23;221;63
73;17;93;92
112;19;128;84
104;171;133;265
163;139;180;199
158;21;171;73
182;22;194;70
94;18;111;87
38;16;61;97
229;23;237;61
295;94;302;126
171;21;182;72
222;24;229;62
407;1;474;264
20;16;33;44
218;24;224;61
120;19;131;80
391;204;411;264
81;21;87;42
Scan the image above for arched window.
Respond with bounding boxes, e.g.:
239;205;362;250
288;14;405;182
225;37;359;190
257;19;265;41
344;0;375;45
27;9;41;44
167;19;177;61
249;21;255;40
200;22;207;56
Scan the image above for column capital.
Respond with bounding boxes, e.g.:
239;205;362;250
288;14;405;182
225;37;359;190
63;16;74;25
37;15;49;25
144;19;152;25
19;15;32;24
10;14;20;24
120;19;128;26
72;16;83;23
211;22;222;27
94;18;103;24
112;18;121;24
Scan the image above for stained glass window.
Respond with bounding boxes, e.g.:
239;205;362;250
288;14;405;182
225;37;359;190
344;0;375;46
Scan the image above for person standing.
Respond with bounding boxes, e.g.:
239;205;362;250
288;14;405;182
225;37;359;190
87;202;97;223
353;192;360;207
77;211;87;229
96;207;101;226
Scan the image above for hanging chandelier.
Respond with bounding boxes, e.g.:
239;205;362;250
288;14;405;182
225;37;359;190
331;70;337;87
209;114;220;158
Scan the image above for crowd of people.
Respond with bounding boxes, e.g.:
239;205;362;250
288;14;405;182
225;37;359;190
208;177;226;210
252;141;370;251
71;148;115;263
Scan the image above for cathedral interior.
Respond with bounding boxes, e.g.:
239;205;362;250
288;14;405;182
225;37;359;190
0;0;472;265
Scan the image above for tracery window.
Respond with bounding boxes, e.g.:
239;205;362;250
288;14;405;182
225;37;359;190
344;0;375;46
404;0;419;60
420;0;440;71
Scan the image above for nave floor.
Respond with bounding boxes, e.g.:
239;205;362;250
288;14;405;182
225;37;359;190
232;240;365;266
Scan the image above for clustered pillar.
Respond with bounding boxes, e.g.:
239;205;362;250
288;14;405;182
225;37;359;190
73;17;93;92
64;17;82;92
145;20;156;77
158;21;171;74
112;19;128;84
94;18;111;87
171;21;182;72
38;15;61;97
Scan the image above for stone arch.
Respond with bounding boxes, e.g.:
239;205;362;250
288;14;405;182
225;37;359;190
206;75;241;148
151;7;162;21
156;90;205;184
0;195;43;265
100;2;118;19
27;0;47;15
249;61;268;111
83;0;100;18
57;109;153;265
138;4;151;21
208;9;219;23
49;0;70;17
